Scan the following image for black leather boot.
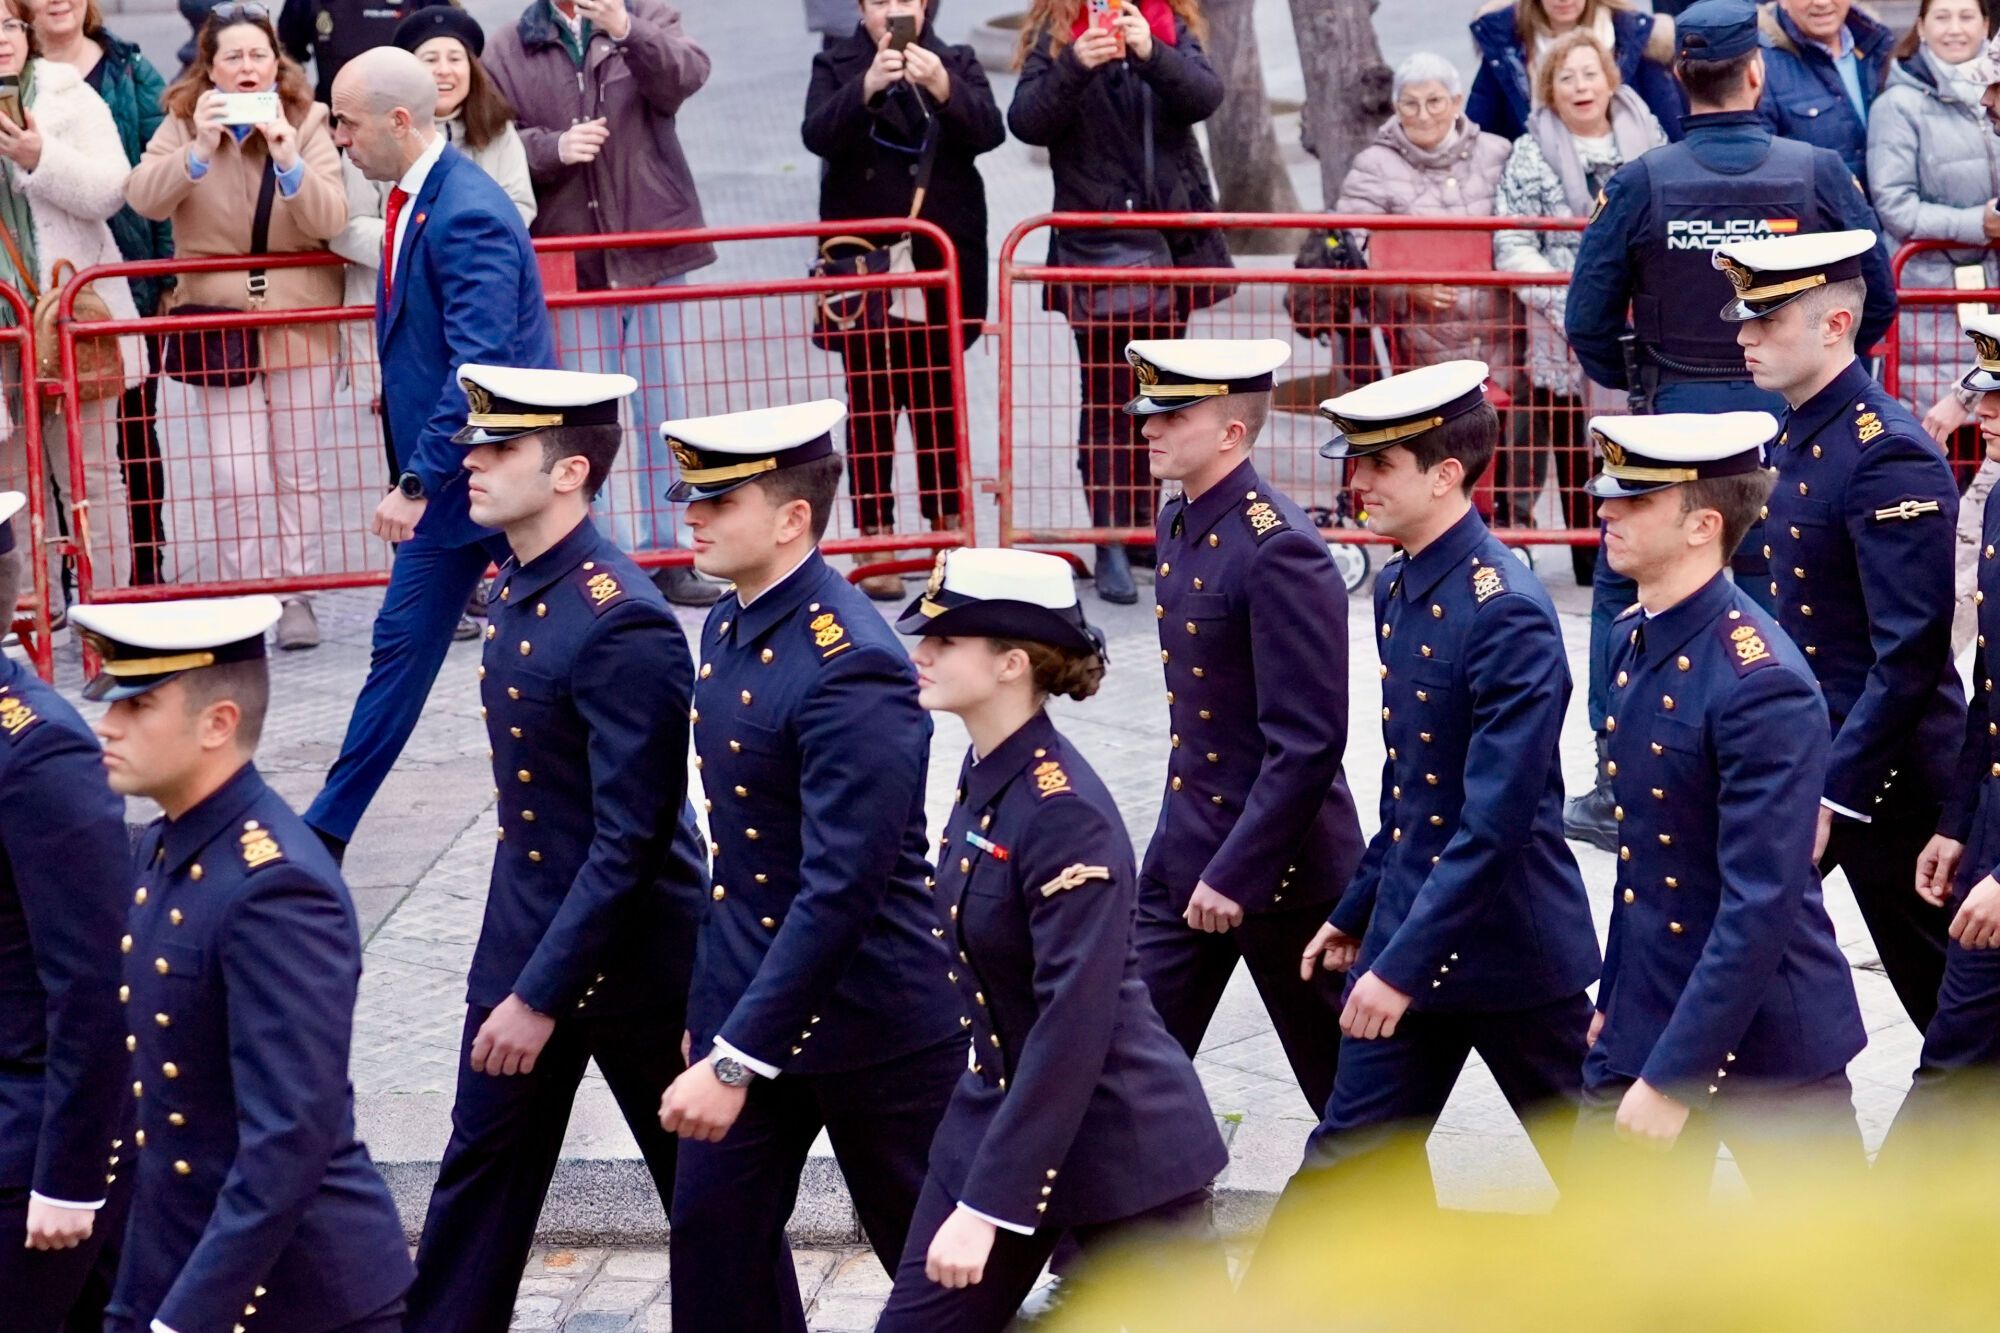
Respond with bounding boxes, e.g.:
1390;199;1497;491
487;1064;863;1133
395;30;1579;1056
1563;733;1620;853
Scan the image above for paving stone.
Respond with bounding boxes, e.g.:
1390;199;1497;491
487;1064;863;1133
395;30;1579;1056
508;1296;561;1331
575;1280;661;1313
601;1251;673;1281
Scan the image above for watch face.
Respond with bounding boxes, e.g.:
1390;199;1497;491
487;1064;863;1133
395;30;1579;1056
713;1055;746;1086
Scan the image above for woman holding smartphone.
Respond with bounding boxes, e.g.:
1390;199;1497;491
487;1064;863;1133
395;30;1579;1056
1008;0;1230;606
0;0;142;611
127;2;345;649
873;547;1230;1331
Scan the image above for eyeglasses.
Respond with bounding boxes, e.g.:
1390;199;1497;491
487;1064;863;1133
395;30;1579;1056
1396;94;1455;117
210;3;272;24
0;19;28;38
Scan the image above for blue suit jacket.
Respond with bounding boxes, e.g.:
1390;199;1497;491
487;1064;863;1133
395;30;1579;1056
0;658;129;1208
379;142;556;550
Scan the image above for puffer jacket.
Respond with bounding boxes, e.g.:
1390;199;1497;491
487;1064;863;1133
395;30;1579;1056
1867;48;2000;415
1008;18;1232;282
483;0;715;290
1494;87;1664;395
1757;0;1894;193
1334;114;1516;381
1466;0;1684;142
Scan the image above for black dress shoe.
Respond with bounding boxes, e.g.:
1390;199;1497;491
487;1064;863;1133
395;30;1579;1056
1094;545;1137;605
654;566;725;607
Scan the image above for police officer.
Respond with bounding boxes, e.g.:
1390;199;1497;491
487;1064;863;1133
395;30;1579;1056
1888;316;2000;1146
1130;338;1364;1118
1287;363;1599;1186
874;548;1230;1329
0;492;134;1332
73;595;413;1333
652;402;962;1333
279;0;453;102
1575;413;1866;1191
1720;228;1961;1033
402;367;705;1333
1560;0;1894;851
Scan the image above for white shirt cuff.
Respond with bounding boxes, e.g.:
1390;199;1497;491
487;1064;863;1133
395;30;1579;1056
1822;797;1872;825
29;1191;106;1210
151;1321;179;1333
958;1201;1037;1236
711;1037;780;1080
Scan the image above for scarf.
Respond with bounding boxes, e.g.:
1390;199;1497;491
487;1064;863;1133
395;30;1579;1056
1528;85;1660;218
1926;44;1991;109
1069;0;1178;49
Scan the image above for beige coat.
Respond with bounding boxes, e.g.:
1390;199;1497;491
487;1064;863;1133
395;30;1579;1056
126;101;347;364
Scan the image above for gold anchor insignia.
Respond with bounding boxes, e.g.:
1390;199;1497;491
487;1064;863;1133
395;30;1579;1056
811;611;845;649
1032;759;1071;797
240;827;283;868
1596;434;1627;469
464;383;492;414
1730;623;1771;666
1246;500;1281;536
667;437;700;471
1133;357;1159;387
1038;863;1111;898
1472;565;1504;604
0;694;36;736
1855;410;1883;444
1874;499;1941;523
1715;255;1754;295
925;551;948;599
1975;331;2000;370
587;571;621;603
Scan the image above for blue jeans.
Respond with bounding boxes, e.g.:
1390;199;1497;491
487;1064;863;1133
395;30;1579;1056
557;281;688;554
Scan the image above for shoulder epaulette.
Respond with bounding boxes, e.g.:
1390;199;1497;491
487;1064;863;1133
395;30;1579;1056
1720;614;1780;678
238;818;286;872
1853;403;1887;447
807;608;854;662
1243;496;1291;543
0;687;42;743
1470;557;1508;606
575;561;629;617
1030;757;1074;800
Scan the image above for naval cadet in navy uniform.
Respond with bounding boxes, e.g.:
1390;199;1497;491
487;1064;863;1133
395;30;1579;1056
402;367;707;1333
1129;338;1364;1118
875;549;1231;1329
1575;413;1866;1188
653;402;962;1333
1888;317;2000;1146
71;596;413;1333
1719;228;1963;1032
1281;364;1598;1191
0;492;136;1331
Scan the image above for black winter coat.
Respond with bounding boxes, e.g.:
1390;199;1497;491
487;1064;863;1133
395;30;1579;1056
802;25;1004;342
1008;22;1232;281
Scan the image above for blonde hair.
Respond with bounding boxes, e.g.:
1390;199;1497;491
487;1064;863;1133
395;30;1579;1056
1533;28;1621;110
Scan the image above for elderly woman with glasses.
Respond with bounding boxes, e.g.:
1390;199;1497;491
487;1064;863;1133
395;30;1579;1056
126;0;346;650
1334;51;1517;389
0;0;143;613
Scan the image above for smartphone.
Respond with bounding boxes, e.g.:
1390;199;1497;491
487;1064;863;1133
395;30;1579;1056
0;78;20;130
217;90;280;127
1086;0;1125;58
887;13;916;52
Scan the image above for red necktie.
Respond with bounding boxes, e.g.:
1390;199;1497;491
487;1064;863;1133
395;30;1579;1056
381;185;411;302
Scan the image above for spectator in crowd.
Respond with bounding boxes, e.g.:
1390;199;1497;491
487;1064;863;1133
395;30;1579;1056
1492;28;1664;583
484;0;720;607
1873;0;2000;657
0;0;143;607
175;0;215;72
802;0;1003;599
1468;0;1685;143
279;0;450;102
1008;0;1230;606
127;5;346;649
1757;0;1894;191
1335;53;1515;403
804;0;857;49
31;0;173;589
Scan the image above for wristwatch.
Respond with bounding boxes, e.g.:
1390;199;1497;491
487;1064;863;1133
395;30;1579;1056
711;1054;753;1087
396;471;426;502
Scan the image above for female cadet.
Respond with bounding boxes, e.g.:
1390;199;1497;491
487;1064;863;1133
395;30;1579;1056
874;546;1230;1329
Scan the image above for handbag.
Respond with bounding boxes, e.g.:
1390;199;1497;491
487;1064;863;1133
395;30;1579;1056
1052;84;1178;325
161;155;277;388
0;221;124;401
809;99;937;351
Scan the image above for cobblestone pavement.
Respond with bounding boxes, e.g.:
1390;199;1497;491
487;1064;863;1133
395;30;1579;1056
505;1244;900;1332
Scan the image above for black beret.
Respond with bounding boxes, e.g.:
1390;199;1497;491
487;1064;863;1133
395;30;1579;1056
394;5;486;58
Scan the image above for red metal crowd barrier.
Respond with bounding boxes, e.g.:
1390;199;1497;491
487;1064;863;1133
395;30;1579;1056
1882;239;2000;490
32;219;975;639
0;280;52;680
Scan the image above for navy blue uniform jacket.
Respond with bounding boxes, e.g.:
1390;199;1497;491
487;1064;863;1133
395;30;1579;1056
380;143;557;550
109;763;410;1333
1146;460;1363;912
685;553;959;1073
0;659;129;1208
1331;509;1600;1008
476;517;704;1016
926;711;1226;1231
1591;576;1865;1099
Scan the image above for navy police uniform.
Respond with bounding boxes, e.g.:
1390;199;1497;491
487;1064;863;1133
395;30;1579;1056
1128;341;1364;1117
877;551;1229;1329
1886;320;2000;1142
0;488;135;1331
1294;366;1598;1181
1576;414;1865;1187
661;403;961;1333
404;364;706;1333
1714;233;1963;1030
75;592;411;1333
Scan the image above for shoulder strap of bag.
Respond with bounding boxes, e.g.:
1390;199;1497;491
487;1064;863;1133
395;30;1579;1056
1142;83;1154;210
0;217;38;303
906;97;940;219
247;154;278;306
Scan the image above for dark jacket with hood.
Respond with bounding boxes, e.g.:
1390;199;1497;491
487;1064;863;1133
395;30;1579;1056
93;28;174;316
1756;0;1894;193
1467;1;1685;143
802;5;1004;340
